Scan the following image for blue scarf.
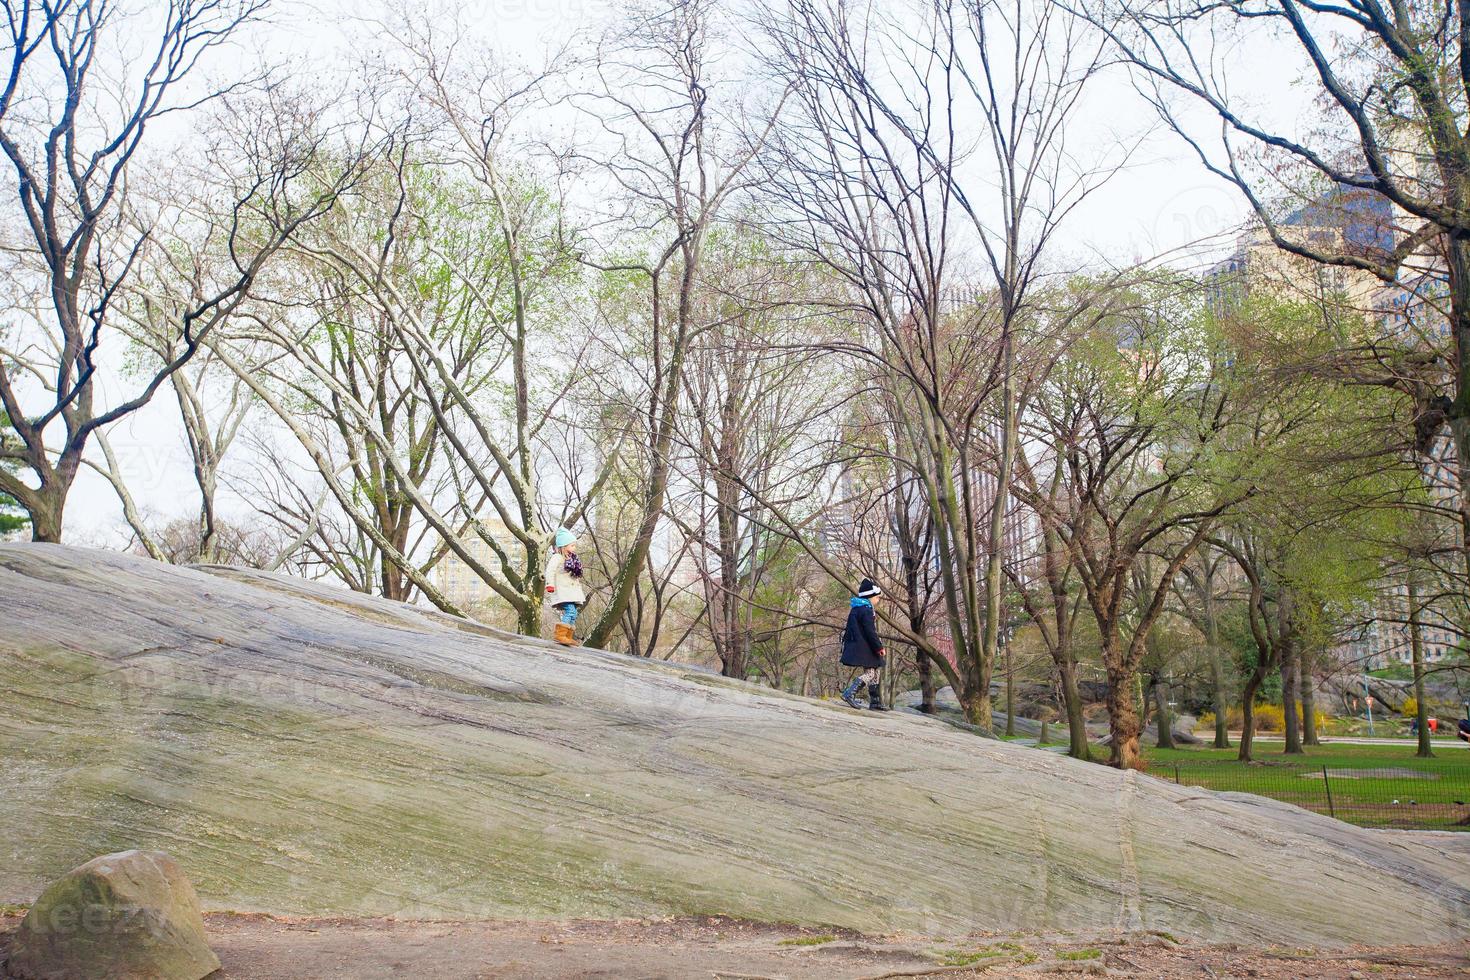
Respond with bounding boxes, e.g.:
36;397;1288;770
564;553;584;578
850;596;871;609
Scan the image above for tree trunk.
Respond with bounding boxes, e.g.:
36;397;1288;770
898;487;933;713
979;326;1017;736
727;636;747;682
1105;660;1143;770
27;489;62;543
1153;676;1175;749
1136;670;1150;732
1409;578;1434;759
1210;669;1231;747
961;690;990;728
1203;586;1230;748
517;592;544;637
1058;658;1089;760
715;461;745;679
1443;231;1470;590
1300;654;1320;747
1004;640;1015;736
197;485;218;564
917;649;936;714
920;411;986;727
1280;653;1302;754
1454;413;1470;588
587;238;701;650
381;552;408;603
1238;671;1264;763
1279;596;1303;755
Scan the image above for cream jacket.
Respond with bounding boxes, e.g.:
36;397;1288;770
544;553;587;606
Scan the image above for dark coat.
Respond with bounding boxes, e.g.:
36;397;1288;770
840;602;885;668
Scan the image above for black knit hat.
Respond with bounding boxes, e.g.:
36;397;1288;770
857;578;882;598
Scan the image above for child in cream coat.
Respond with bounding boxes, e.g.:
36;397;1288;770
544;528;587;646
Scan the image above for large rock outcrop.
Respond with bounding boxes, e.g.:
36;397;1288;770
2;544;1468;946
6;849;218;980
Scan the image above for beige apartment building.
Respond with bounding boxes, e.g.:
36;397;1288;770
434;517;521;623
1336;596;1461;671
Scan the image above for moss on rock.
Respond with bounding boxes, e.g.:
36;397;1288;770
2;545;1469;947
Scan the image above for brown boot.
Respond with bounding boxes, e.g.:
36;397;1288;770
554;622;576;646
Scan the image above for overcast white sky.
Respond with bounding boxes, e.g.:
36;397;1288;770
59;0;1301;545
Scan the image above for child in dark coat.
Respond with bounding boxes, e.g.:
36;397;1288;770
839;578;887;710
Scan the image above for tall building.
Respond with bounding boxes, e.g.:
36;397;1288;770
435;517;520;615
1337;588;1461;671
1208;185;1391;312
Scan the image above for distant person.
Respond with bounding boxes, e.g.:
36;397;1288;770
838;578;887;711
1459;718;1470;743
544;528;586;647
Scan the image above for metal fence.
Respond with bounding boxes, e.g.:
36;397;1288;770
1161;759;1470;831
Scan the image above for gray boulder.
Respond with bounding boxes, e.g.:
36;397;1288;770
6;850;218;980
2;545;1470;948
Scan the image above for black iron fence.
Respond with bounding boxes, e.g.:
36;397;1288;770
1162;759;1470;831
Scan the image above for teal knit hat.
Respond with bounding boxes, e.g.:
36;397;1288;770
554;527;577;549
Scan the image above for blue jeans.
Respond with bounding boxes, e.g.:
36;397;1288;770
557;603;580;626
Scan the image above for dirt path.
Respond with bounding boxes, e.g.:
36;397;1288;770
4;913;1466;978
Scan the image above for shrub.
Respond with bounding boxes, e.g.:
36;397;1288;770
1199;704;1325;733
1252;703;1286;732
1198;706;1246;731
1198;709;1230;731
1401;696;1418;718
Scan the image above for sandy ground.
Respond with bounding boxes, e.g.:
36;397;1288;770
3;913;1467;979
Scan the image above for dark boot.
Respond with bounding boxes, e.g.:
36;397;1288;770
868;684;886;711
840;678;866;709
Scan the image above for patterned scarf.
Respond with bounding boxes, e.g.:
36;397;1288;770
850;596;871;609
563;552;584;578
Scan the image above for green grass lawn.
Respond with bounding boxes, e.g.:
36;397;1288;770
1367;664;1415;681
1138;742;1470;830
1317;714;1466;737
1144;740;1466;767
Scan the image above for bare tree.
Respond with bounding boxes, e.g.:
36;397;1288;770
231;439;369;584
754;0;1122;727
673;232;844;677
0;0;361;541
132;512;288;568
568;0;786;649
219;144;580;618
383;11;617;628
90;205;280;563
